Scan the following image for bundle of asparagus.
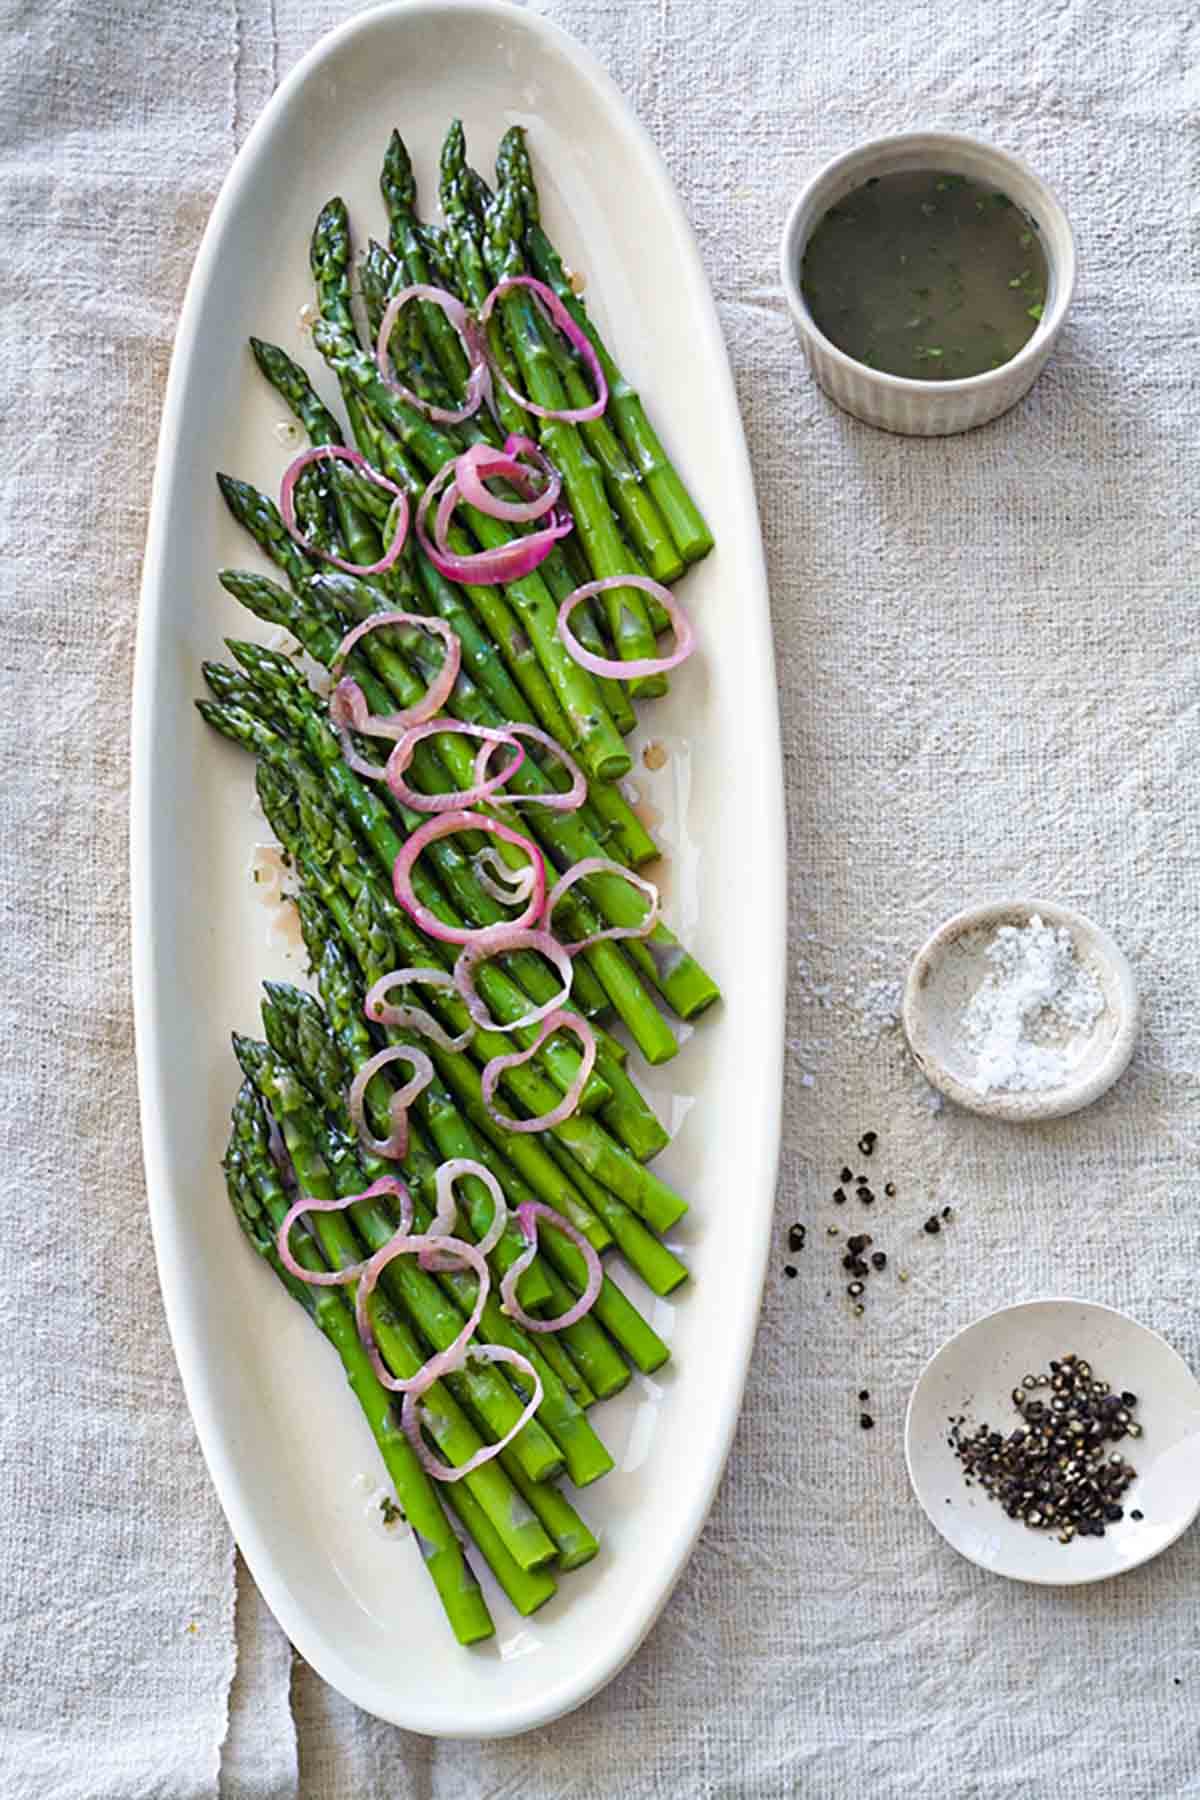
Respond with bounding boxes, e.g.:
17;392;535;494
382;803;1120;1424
203;121;716;1646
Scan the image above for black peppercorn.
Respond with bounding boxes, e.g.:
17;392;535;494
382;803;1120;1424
783;1265;797;1279
833;1187;847;1205
923;1217;941;1235
860;1413;875;1429
871;1251;887;1271
787;1224;806;1252
858;1132;877;1156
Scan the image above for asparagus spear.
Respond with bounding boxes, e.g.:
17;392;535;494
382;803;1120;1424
304;899;630;1411
253;749;665;1384
308;197;631;784
257;984;568;1486
263;973;615;1490
234;1035;559;1571
463;142;665;698
223;1081;502;1640
505;126;714;566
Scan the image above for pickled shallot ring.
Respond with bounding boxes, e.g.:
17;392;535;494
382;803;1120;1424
376;284;489;424
480;1009;596;1133
363;969;474;1055
499;1200;603;1332
392;812;546;945
478;277;608;423
347;1044;435;1161
279;445;410;575
454;926;574;1032
355;1231;489;1393
384;719;525;813
426;1158;509;1266
472;845;538;906
276;1176;413;1287
401;1343;543;1483
328;611;461;778
557;575;695;680
416;458;571;586
545;857;660;953
473;723;587;813
454;435;561;524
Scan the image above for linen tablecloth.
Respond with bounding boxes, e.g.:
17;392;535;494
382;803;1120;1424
4;0;1200;1792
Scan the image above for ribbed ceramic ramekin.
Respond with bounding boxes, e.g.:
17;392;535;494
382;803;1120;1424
779;132;1076;436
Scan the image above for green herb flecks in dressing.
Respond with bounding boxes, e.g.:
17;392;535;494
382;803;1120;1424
801;171;1048;381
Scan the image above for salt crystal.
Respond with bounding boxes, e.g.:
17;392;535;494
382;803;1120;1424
959;914;1105;1096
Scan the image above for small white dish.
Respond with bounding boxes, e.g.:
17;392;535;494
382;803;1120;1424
901;898;1138;1122
779;131;1077;436
906;1299;1200;1585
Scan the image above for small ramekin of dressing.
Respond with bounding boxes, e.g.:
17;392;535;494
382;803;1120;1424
779;132;1076;435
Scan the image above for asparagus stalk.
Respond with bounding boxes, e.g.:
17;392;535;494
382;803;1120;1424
258;984;568;1485
463;143;665;697
506;126;714;566
308;197;631;784
265;970;615;1490
234;1035;559;1571
223;1081;501;1641
293;840;655;1393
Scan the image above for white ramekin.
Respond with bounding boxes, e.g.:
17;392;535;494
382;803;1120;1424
779;132;1077;436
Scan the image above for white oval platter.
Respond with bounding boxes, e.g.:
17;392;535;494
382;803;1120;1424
132;0;784;1738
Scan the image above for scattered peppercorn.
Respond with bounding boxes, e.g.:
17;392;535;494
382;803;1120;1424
858;1132;877;1156
783;1265;798;1278
847;1281;865;1298
833;1187;847;1205
840;1166;853;1184
941;1205;953;1221
858;1187;876;1205
923;1216;941;1235
871;1251;887;1271
787;1223;807;1252
847;1234;872;1255
858;1389;870;1401
884;1182;896;1197
1131;1509;1144;1521
860;1413;875;1429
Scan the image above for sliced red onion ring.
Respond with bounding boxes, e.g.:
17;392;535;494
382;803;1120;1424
472;846;538;907
385;719;524;813
425;1158;509;1267
558;575;695;680
454;927;574;1032
472;723;587;813
480;1009;596;1133
416;458;572;587
499;1201;603;1333
276;1176;413;1287
363;969;475;1054
454;435;561;524
328;612;462;779
348;1045;434;1161
376;284;490;425
401;1343;544;1483
355;1231;489;1393
478;277;608;423
279;446;410;575
545;857;660;954
393;812;545;945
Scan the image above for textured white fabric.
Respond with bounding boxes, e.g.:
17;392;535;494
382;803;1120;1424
6;0;1200;1793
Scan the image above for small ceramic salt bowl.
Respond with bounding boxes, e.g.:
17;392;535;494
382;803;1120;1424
901;898;1138;1122
906;1299;1200;1585
779;131;1077;435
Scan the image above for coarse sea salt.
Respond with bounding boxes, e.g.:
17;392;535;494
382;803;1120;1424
960;914;1105;1096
